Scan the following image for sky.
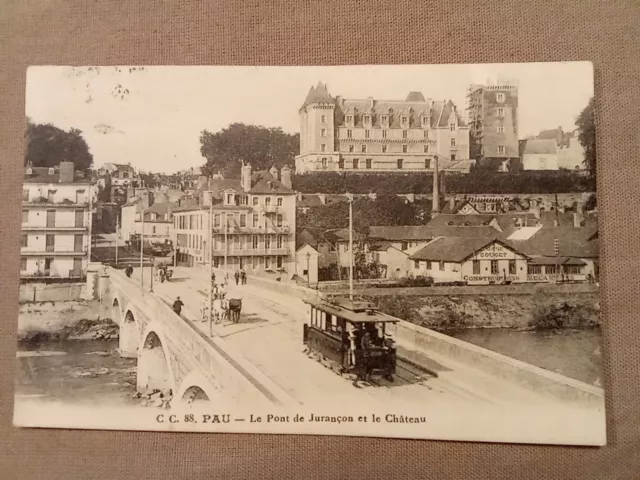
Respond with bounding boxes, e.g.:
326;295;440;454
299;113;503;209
26;63;593;174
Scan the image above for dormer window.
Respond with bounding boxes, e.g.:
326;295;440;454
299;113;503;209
48;167;55;175
381;115;389;126
401;116;409;127
422;116;429;127
363;115;371;126
450;123;456;131
346;115;354;125
226;193;234;205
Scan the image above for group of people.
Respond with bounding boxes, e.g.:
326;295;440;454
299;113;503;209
234;270;247;286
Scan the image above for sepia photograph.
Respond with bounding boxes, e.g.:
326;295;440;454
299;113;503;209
14;63;604;445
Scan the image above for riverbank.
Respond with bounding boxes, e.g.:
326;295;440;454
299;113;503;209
18;300;117;343
359;291;600;331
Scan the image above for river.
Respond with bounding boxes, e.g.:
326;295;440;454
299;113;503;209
15;339;139;406
450;328;603;386
15;329;603;406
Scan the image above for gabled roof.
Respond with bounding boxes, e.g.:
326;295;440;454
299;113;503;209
334;225;503;242
248;170;294;194
506;226;599;258
427;214;497;228
435;100;467;128
410;237;516;262
300;82;334;109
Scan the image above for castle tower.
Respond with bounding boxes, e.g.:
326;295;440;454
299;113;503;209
295;82;336;173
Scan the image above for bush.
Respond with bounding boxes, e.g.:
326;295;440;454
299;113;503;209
529;302;599;330
398;276;434;287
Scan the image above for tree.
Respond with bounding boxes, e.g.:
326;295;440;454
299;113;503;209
25;122;93;173
200;123;299;178
576;97;596;178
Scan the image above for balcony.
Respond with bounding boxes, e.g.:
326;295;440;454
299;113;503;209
23;197;89;208
262;205;280;214
212;225;291;234
212;248;291;257
21;249;88;257
22;225;88;232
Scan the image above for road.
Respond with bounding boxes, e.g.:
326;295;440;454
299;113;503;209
129;265;583;410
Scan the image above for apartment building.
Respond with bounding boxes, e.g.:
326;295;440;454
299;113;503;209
21;162;92;279
172;165;297;274
295;82;471;174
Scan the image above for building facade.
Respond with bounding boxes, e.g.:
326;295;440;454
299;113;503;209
295;82;471;174
467;79;519;162
21;162;92;279
172;166;297;274
520;139;559;170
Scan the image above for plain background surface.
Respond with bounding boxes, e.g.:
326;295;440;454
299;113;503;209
1;1;640;478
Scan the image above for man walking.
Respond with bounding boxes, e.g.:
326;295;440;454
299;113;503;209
172;296;184;316
234;270;240;286
125;264;133;278
241;269;246;285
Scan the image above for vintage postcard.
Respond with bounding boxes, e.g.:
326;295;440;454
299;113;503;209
14;63;605;445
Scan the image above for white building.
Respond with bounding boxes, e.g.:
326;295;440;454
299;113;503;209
21;162;92;279
520;138;559;170
172;165;297;275
98;163;139;187
295;82;473;174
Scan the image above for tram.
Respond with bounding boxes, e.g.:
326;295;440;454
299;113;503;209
303;297;398;381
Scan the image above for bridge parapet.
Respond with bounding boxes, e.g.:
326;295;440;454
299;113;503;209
105;268;296;407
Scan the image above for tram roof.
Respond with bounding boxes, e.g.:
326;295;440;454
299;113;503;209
304;298;399;324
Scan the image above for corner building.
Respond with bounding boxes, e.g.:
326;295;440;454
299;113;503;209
295;82;471;174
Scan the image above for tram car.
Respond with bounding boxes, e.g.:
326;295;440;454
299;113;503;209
303;297;398;381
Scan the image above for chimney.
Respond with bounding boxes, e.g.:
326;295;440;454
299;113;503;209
318;193;326;205
281;165;292;189
297;192;302;201
59;161;74;183
141;191;150;209
241;164;252;192
431;157;440;215
269;165;279;179
202;190;212;207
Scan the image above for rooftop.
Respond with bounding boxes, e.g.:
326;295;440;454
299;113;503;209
24;166;90;185
410;237;514;262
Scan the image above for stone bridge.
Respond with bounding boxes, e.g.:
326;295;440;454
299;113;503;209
99;267;295;408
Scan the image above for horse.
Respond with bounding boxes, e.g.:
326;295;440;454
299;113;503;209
228;298;242;324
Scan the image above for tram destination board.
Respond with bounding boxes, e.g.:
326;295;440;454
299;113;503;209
13;62;605;445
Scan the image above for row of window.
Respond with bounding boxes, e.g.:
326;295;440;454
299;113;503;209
21;233;85;252
176;212;286;230
178;233;286;250
320;158;444;170
224;194;285;207
19;257;84;273
321;137;457;153
23;189;87;203
414;259;583;276
22;209;86;228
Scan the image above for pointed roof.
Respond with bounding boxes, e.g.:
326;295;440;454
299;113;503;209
405;91;426;102
300;81;334;109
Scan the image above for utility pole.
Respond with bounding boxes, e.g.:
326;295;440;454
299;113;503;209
115;214;119;267
209;189;214;325
140;205;144;288
149;254;154;293
224;212;228;270
88;184;93;263
349;196;354;302
554;193;560;284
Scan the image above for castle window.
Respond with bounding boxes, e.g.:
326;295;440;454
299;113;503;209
366;158;372;169
382;145;387;153
497;108;505;117
382;130;387;139
402;145;408;153
347;129;352;138
498;145;506;155
365;130;370;139
397;159;403;170
497;125;505;133
321;158;328;168
381;115;389;126
425;159;431;169
349;145;354;153
450;123;456;131
353;159;359;169
320;128;327;137
424;145;429;153
402;130;408;139
321;114;326;123
364;115;371;126
346;115;353;125
424;130;428;139
496;93;505;103
361;145;366;153
422;116;429;127
338;159;344;169
321;144;326;152
401;116;409;126
450;138;456;147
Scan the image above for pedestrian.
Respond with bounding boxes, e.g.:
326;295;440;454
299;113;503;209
234;270;240;286
125;264;133;278
241;269;247;285
173;296;184;316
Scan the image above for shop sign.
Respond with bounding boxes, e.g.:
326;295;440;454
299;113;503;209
473;243;518;260
463;275;520;283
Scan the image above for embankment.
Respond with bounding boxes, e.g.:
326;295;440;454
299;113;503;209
358;291;600;332
18;301;117;343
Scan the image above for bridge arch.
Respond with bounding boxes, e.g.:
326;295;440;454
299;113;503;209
111;298;122;326
119;309;140;359
137;324;177;396
175;371;220;406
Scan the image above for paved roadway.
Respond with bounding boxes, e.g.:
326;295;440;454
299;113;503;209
129;266;579;410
